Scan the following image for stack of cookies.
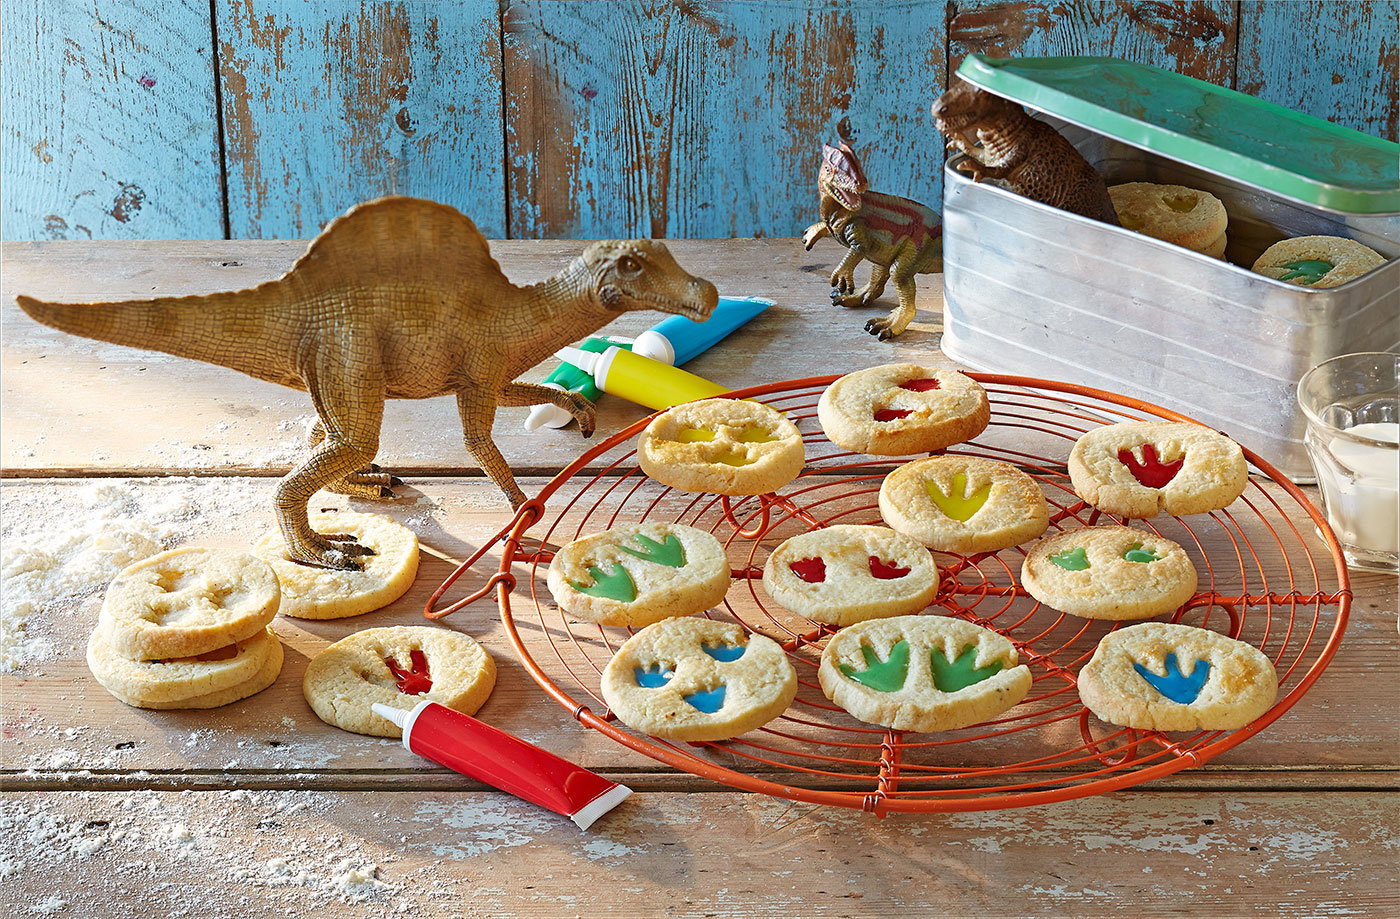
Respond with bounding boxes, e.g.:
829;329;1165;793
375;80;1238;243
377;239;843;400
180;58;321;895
87;547;284;709
1109;181;1228;258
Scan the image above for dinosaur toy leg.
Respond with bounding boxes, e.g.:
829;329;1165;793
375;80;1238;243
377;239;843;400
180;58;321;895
832;263;889;309
828;248;865;298
456;388;528;509
498;382;596;435
864;260;918;341
307;420;402;498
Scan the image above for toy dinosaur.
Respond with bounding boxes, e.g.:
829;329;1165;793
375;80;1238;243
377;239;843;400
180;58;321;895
17;196;718;570
933;80;1119;225
802;138;943;341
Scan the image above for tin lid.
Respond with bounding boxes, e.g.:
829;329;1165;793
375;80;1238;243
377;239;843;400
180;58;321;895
956;54;1400;215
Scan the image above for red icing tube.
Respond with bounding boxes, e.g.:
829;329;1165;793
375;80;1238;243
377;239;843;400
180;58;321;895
372;700;631;830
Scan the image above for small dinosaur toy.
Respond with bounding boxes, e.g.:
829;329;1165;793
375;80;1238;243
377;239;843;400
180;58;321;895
933;80;1119;225
802;136;943;341
17;196;718;570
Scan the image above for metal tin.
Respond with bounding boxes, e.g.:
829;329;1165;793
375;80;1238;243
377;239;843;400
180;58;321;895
941;120;1399;480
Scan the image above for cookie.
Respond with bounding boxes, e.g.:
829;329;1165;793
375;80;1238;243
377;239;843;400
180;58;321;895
762;525;939;625
135;639;284;710
1068;422;1248;518
1021;526;1198;620
878;455;1049;553
302;626;496;737
1109;182;1228;254
600;617;797;741
251;512;419;619
1251;235;1386;288
817;364;991;456
546;523;730;627
99;547;280;660
637;398;805;496
1077;622;1278;732
87;624;281;708
818;616;1031;732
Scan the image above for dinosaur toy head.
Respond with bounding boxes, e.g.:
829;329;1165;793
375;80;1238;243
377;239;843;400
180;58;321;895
932;81;1023;135
819;141;868;211
577;240;718;322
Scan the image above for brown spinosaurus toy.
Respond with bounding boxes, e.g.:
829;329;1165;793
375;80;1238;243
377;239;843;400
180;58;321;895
18;196;718;570
802;136;943;341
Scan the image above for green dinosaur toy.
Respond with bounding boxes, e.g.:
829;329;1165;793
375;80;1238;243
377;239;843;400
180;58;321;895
16;196;718;570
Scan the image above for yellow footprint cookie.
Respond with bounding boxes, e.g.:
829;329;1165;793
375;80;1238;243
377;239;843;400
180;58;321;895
547;522;731;627
600;618;797;741
637;398;804;496
1021;526;1198;620
819;616;1031;732
1068;422;1248;518
87;624;282;709
99;547;280;660
762;525;939;625
879;456;1049;554
1109;182;1228;255
817;364;991;456
1251;235;1386;288
1078;623;1278;732
251;512;419;619
302;626;496;737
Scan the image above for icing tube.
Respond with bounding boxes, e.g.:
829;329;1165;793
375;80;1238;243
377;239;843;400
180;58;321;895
632;295;773;366
373;701;632;830
524;334;639;431
555;346;730;411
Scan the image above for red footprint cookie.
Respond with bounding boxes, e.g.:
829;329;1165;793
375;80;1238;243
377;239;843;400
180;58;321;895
762;525;940;625
818;364;990;456
1069;422;1248;518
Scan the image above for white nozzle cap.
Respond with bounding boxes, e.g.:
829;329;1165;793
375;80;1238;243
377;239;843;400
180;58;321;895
631;330;675;365
553;346;600;373
524;403;575;431
373;700;430;752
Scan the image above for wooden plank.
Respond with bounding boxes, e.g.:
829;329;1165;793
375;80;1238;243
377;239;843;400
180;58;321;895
0;0;223;240
0;238;945;474
216;0;506;238
0;789;1394;917
3;476;1393;784
1237;1;1400;141
501;1;947;238
948;1;1238;84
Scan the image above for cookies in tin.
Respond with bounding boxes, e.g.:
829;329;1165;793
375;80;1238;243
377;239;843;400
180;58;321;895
1077;622;1278;732
762;525;939;625
302;626;496;737
637;398;804;496
817;364;990;456
1109;182;1228;257
600;618;797;741
1251;235;1386;288
1021;526;1198;620
1068;422;1248;518
547;522;731;627
879;455;1049;554
818;616;1031;732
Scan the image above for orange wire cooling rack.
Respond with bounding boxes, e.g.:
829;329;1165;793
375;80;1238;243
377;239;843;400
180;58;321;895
427;373;1352;814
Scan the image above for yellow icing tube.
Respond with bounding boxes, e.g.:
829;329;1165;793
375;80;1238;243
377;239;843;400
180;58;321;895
554;346;730;411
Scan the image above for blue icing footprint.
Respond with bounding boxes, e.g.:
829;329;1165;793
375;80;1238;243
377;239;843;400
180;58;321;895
633;663;674;688
1133;652;1209;704
683;686;726;714
702;643;746;662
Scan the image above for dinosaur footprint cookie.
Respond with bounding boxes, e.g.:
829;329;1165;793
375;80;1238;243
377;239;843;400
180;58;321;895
637;398;805;496
879;455;1049;554
1069;422;1248;518
1021;526;1198;620
600;618;798;741
817;364;991;456
762;525;939;625
547;523;731;626
1077;623;1278;732
819;616;1031;732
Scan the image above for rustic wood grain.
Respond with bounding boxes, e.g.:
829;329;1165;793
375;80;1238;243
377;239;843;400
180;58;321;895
948;1;1239;84
1238;0;1400;141
1;789;1394;918
215;0;507;238
0;0;223;240
501;0;947;238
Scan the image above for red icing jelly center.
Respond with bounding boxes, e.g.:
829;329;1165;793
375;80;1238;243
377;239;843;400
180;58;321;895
899;378;941;392
385;648;433;695
868;556;911;579
789;557;827;583
1117;444;1184;488
873;408;913;422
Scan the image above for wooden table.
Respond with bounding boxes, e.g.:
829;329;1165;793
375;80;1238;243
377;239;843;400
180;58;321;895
3;239;1395;918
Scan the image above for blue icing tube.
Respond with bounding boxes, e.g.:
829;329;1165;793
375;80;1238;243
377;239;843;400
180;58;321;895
524;334;636;431
632;296;772;367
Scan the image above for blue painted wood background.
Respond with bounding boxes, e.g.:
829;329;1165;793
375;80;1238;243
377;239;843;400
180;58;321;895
3;0;1396;240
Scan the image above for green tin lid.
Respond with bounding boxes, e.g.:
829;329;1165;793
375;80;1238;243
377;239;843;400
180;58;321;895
957;54;1400;215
